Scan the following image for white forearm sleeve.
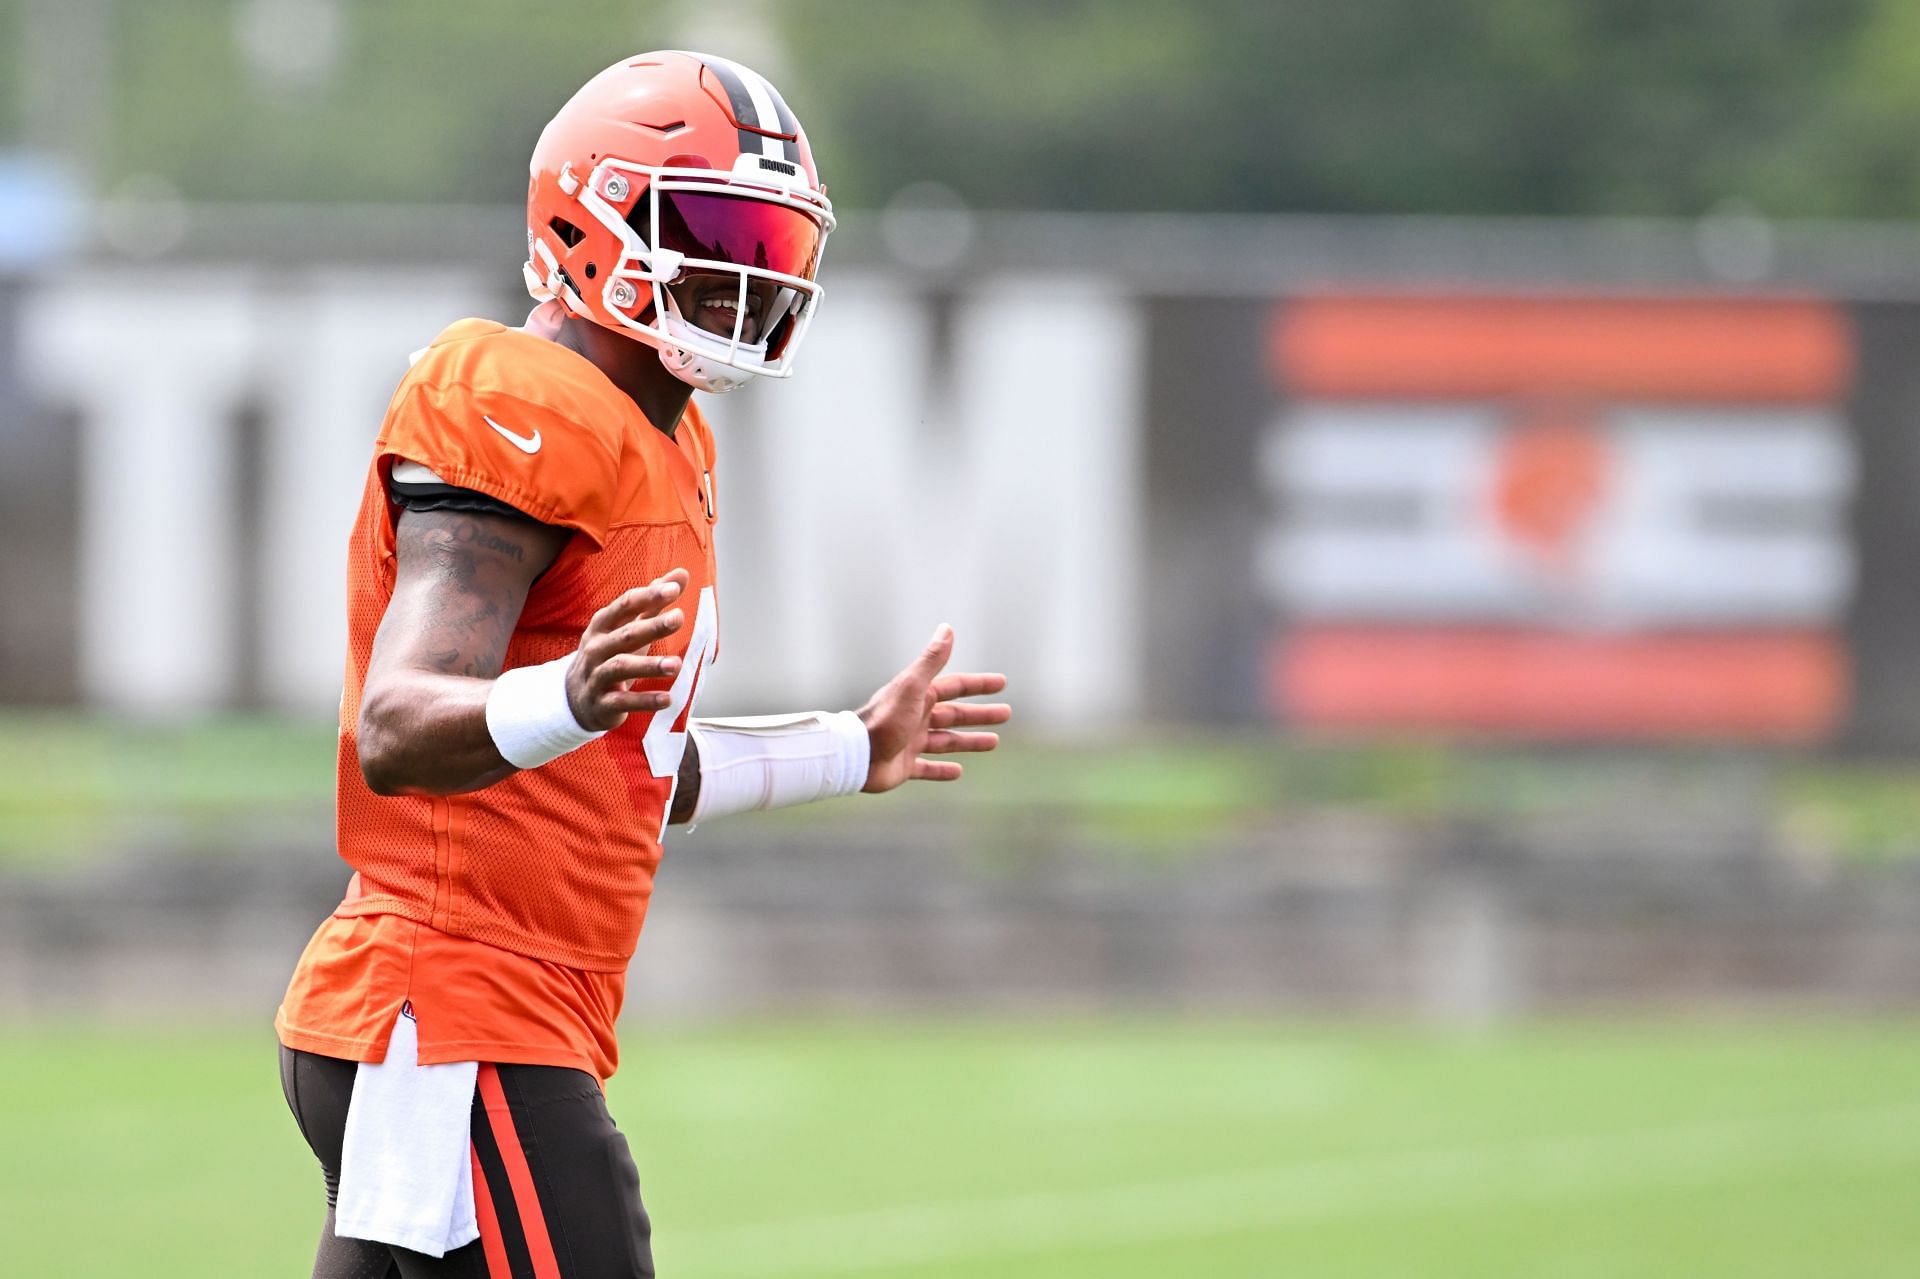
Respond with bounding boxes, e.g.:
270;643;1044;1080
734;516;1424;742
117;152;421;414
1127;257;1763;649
484;654;605;770
687;711;871;823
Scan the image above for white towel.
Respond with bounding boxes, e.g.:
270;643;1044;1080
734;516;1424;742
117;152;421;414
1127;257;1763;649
335;1002;480;1257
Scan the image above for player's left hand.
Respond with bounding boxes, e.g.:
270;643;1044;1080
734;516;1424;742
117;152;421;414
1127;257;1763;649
856;624;1010;793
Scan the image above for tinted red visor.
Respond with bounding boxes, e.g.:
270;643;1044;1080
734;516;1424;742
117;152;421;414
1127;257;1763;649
650;191;824;282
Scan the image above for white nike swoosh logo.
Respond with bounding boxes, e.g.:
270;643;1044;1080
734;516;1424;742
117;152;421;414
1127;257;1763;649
485;415;541;454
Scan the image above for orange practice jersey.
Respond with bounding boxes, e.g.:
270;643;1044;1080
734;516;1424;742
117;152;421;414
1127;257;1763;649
276;318;719;1079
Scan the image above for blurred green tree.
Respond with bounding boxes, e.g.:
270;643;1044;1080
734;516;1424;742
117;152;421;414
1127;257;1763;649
777;0;1870;215
87;0;651;204
0;0;1908;217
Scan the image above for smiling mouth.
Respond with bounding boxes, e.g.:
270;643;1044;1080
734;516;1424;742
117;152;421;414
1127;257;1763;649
687;287;761;344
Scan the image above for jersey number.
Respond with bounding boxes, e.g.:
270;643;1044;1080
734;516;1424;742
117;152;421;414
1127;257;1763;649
642;584;717;779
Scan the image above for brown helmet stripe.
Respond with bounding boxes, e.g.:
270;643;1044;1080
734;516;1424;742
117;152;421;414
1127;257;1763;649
694;55;766;159
691;53;803;165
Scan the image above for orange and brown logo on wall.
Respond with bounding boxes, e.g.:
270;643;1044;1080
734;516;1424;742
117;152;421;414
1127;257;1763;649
1262;294;1855;742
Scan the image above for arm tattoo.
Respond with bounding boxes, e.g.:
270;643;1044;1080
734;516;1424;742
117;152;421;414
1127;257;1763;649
669;732;702;824
394;510;539;680
356;507;569;796
451;520;525;562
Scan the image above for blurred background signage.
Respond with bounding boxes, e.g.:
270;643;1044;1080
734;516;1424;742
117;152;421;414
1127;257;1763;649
1261;294;1856;741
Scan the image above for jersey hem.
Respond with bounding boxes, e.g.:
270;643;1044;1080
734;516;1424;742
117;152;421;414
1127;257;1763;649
275;1016;392;1064
411;1037;607;1079
335;894;427;923
276;1015;607;1079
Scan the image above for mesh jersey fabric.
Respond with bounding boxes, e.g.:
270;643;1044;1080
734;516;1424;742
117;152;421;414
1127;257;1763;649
277;318;719;1080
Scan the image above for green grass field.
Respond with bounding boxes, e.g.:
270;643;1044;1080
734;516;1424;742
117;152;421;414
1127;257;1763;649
3;1017;1919;1277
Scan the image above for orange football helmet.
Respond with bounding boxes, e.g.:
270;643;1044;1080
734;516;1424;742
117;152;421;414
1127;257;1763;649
524;51;835;392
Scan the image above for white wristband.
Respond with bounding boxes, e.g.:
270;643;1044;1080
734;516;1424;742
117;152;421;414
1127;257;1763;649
485;654;605;770
687;710;871;823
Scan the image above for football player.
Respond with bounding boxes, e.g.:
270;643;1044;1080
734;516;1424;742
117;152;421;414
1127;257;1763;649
274;51;1010;1278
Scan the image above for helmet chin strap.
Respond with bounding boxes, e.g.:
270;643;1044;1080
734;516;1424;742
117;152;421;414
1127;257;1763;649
650;281;766;393
657;342;752;394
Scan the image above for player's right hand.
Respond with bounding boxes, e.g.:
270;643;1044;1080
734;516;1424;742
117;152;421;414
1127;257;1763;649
566;569;690;731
